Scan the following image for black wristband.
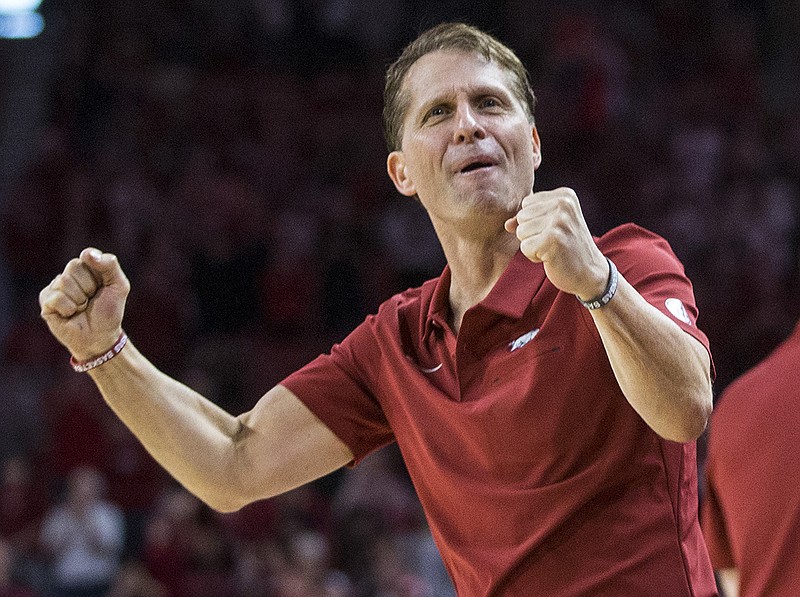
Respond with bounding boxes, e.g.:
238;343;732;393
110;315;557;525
577;258;618;310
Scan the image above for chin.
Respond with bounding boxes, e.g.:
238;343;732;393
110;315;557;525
467;188;519;215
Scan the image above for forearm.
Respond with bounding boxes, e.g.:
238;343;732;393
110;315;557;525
588;275;713;442
88;341;246;511
40;250;352;510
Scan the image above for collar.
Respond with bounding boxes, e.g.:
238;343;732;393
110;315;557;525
421;266;451;342
421;250;547;341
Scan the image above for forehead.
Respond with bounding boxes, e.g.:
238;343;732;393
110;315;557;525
401;50;518;112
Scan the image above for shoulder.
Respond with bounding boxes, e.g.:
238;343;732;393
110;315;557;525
716;322;800;416
596;223;688;279
596;223;677;259
710;325;800;460
367;277;438;330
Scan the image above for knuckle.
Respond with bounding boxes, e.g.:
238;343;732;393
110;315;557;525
520;237;537;254
41;296;58;314
555;193;572;210
554;204;576;228
40;283;57;298
558;186;577;199
65;258;83;273
555;189;578;211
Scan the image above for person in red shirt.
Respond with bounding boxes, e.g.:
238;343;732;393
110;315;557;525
39;22;715;596
701;320;800;597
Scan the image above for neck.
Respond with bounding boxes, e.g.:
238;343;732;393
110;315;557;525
432;216;520;334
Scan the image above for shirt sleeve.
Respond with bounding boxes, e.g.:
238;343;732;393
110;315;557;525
280;312;396;465
598;223;715;378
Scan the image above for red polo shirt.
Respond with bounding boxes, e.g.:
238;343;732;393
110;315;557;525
282;223;717;597
702;321;800;597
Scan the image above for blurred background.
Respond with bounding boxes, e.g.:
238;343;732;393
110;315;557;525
1;0;799;595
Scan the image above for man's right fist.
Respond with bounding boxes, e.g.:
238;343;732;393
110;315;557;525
39;248;130;362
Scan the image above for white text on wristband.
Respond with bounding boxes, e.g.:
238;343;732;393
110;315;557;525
70;332;129;373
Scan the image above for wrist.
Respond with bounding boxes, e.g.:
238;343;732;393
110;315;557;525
577;257;618;310
70;332;128;372
69;329;125;362
576;258;610;302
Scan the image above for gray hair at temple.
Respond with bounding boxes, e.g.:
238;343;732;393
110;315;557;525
383;22;537;152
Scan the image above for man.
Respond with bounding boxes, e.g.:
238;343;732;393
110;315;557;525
701;318;800;597
39;22;716;596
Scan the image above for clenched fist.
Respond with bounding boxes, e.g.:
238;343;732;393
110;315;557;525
39;248;130;362
505;187;609;301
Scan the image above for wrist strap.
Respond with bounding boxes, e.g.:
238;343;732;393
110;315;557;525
577;258;618;310
70;332;128;373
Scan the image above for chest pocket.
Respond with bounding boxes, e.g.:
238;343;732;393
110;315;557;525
459;328;613;486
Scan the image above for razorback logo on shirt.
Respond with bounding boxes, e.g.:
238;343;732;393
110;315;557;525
509;328;540;352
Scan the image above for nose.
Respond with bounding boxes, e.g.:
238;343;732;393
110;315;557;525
453;103;486;144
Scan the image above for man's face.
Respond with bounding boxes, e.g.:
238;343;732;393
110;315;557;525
387;50;541;224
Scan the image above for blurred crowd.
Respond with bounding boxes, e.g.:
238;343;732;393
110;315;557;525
1;0;799;595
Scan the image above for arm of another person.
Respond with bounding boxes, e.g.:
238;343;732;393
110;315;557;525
507;188;712;442
716;568;740;597
39;249;354;513
702;426;740;597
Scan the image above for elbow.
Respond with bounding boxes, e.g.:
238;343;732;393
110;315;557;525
209;460;281;514
208;487;279;515
671;412;710;443
664;388;713;443
197;461;263;514
203;493;241;514
204;479;268;513
690;384;715;440
196;489;248;514
207;499;245;514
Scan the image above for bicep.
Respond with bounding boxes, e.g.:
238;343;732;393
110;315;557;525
233;384;354;504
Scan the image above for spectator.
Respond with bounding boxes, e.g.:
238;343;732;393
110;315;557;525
0;456;47;557
39;466;125;597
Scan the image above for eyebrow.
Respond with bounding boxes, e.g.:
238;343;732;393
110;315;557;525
412;84;515;122
414;92;456;123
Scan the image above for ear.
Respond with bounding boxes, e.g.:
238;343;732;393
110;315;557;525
531;126;542;170
387;151;417;197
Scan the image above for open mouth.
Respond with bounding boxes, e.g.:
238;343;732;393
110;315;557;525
460;161;495;173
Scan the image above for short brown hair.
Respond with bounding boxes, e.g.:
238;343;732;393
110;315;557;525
383;22;536;152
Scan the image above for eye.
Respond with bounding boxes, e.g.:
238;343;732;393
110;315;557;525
421;104;449;125
479;97;501;109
